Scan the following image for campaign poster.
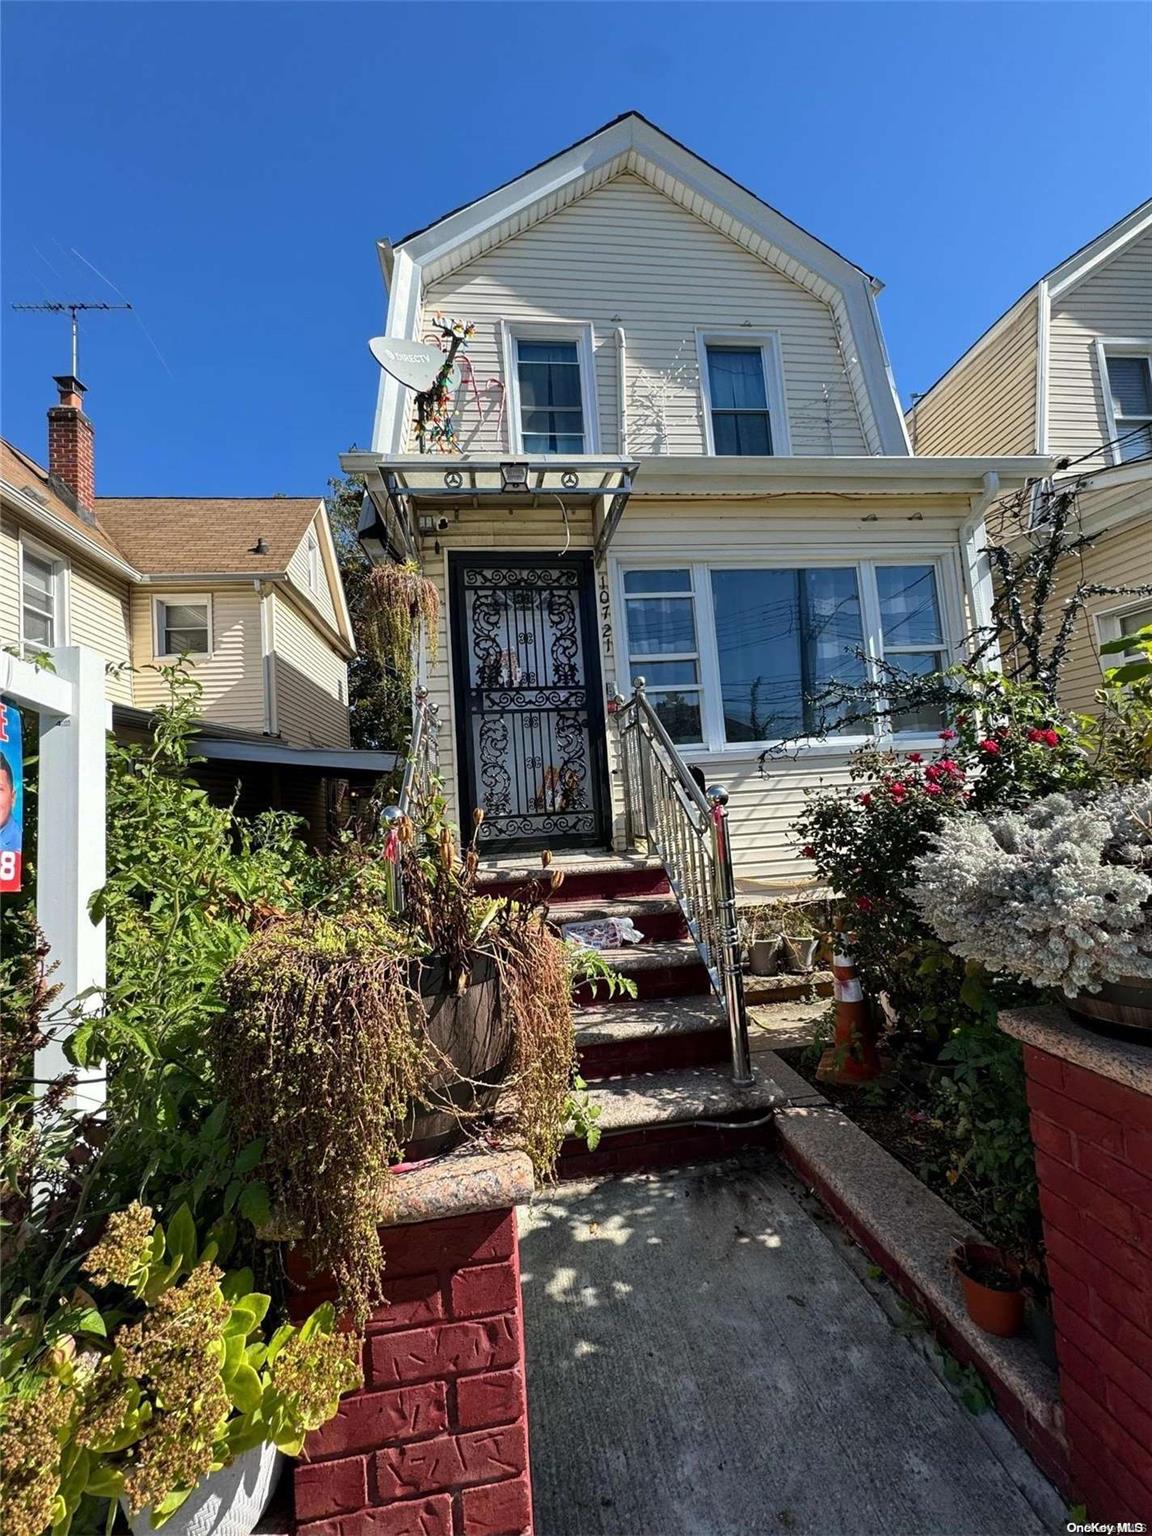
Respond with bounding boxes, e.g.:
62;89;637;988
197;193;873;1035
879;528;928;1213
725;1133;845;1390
0;698;24;893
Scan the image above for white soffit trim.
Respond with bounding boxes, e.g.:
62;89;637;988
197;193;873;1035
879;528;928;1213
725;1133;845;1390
370;113;907;455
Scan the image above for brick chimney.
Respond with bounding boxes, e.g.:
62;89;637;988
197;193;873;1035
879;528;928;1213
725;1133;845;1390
48;375;94;510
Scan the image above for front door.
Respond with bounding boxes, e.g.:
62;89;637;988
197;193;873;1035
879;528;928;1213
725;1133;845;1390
449;552;610;853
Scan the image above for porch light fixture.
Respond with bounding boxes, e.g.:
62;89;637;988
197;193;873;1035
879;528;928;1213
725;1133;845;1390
500;460;530;492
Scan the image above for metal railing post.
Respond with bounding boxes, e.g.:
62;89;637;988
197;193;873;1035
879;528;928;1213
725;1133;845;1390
707;785;753;1086
634;678;656;851
615;691;638;849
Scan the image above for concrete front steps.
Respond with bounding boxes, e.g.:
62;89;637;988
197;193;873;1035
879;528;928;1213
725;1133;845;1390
482;850;784;1179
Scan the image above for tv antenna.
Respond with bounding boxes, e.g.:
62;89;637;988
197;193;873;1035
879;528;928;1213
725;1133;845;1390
10;300;133;377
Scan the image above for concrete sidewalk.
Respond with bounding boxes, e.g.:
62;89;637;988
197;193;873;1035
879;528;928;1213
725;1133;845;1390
518;1156;1063;1536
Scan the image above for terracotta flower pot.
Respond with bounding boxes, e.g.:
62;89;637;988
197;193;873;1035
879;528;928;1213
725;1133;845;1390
953;1240;1025;1338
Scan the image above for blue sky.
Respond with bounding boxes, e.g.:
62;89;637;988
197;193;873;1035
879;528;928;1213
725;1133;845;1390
2;2;1148;496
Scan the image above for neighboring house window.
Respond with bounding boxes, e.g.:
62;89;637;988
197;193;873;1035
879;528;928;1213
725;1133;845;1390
154;596;211;658
623;569;704;743
306;528;321;595
1098;601;1152;661
620;559;951;748
697;332;789;456
20;543;65;651
502;323;598;455
1098;344;1152;463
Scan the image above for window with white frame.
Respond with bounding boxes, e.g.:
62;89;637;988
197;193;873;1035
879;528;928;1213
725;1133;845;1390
505;325;596;454
621;559;951;748
1099;345;1152;463
20;543;65;651
698;333;788;456
154;596;211;658
1099;601;1152;661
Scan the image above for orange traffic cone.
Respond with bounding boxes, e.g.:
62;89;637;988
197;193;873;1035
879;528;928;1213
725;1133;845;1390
817;929;880;1085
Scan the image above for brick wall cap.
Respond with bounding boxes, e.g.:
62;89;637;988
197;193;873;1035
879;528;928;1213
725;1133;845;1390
1000;1006;1152;1098
261;1143;534;1240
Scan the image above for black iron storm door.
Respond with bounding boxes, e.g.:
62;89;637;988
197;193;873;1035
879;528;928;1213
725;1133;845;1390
449;552;610;854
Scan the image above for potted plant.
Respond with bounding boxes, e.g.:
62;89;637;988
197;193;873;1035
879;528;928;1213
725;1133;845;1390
912;782;1152;1039
952;1239;1026;1338
213;816;588;1324
742;906;783;977
780;904;821;974
0;1202;360;1536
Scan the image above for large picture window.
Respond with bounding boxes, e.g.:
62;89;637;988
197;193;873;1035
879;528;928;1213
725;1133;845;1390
620;559;952;749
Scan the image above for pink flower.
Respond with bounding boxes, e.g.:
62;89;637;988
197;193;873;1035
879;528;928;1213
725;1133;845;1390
923;782;942;796
940;728;957;741
979;739;1001;755
857;792;872;807
855;896;874;913
906;752;923;764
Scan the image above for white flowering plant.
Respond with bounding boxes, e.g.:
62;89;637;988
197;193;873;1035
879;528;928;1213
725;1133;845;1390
912;783;1152;995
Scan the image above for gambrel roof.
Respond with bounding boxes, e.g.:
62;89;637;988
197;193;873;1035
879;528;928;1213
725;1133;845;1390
371;112;909;455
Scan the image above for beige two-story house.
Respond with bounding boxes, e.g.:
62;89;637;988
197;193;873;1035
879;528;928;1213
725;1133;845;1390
345;113;1051;888
908;201;1152;714
1;377;375;835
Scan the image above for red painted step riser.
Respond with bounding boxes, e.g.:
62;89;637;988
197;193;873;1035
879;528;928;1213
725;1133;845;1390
480;869;672;904
552;909;688;943
557;1119;776;1179
575;966;711;1004
577;1030;730;1080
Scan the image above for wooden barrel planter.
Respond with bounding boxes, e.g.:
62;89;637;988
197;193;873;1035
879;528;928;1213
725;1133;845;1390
1067;975;1152;1043
404;954;512;1159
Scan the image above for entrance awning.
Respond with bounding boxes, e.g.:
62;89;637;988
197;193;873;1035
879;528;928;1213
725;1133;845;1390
341;453;638;565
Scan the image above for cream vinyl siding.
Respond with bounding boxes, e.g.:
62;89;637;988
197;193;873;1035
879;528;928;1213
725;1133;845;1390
1049;230;1152;465
70;558;133;704
424;493;970;885
1025;513;1152;716
271;592;350;748
286;515;339;631
419;173;868;458
131;585;265;732
908;297;1038;455
0;512;133;704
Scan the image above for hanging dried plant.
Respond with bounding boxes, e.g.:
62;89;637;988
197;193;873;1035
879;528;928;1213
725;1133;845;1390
349;561;439;750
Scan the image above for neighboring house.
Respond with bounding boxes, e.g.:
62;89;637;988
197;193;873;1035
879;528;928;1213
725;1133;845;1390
907;201;1152;715
1;377;383;837
346;112;1049;889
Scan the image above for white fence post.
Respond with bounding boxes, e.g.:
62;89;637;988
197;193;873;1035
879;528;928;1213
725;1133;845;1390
0;646;109;1110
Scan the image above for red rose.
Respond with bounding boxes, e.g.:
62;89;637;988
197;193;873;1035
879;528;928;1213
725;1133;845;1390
1043;728;1059;747
923;782;942;796
889;782;907;799
801;844;816;859
979;739;1000;754
1027;727;1045;743
857;792;872;807
856;896;873;913
939;728;957;741
906;752;923;764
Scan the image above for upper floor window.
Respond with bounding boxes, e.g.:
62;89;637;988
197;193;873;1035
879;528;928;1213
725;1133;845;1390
620;558;950;748
154;596;211;658
503;323;598;455
20;541;66;653
697;332;789;456
1098;344;1152;463
1098;601;1152;662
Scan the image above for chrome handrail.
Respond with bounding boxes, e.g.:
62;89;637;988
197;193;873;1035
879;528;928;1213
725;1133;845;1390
614;679;753;1085
383;685;440;914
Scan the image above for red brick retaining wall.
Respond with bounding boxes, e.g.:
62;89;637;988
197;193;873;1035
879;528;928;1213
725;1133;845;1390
290;1209;533;1536
1020;1041;1152;1523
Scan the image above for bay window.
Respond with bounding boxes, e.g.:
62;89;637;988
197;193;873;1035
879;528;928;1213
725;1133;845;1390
621;558;952;749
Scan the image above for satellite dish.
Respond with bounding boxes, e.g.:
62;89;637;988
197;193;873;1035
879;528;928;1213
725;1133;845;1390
369;336;448;394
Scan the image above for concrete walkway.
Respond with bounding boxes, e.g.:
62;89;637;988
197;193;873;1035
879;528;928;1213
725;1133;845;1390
518;1156;1062;1536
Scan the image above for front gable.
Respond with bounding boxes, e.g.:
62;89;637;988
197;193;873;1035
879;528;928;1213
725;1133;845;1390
285;505;355;651
372;114;908;457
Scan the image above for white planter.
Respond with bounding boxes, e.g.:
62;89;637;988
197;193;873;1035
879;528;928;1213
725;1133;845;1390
123;1443;285;1536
